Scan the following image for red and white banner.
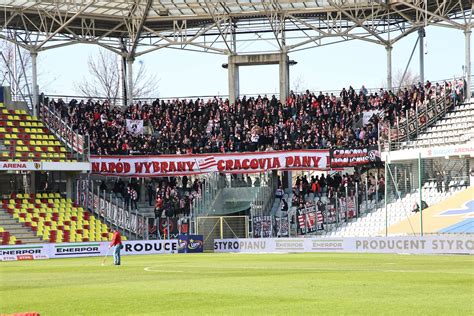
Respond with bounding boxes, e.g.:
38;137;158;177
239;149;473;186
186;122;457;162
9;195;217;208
91;150;330;177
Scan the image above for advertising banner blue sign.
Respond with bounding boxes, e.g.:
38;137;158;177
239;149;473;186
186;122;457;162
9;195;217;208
178;235;204;253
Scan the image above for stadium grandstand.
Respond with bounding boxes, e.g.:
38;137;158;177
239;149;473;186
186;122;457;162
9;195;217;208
0;1;473;315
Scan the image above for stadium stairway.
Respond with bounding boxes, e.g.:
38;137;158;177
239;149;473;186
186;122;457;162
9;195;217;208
322;183;468;237
1;193;118;243
0;211;43;244
399;98;474;149
0;102;76;162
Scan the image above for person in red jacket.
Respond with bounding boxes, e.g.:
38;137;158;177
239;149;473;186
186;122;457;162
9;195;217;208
109;229;123;265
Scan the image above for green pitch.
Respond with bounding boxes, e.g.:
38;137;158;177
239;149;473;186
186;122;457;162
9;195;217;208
1;253;473;315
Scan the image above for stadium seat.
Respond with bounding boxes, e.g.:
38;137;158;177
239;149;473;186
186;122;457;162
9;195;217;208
2;194;114;243
0;110;78;163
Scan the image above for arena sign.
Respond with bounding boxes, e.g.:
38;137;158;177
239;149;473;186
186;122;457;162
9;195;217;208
90;150;330;176
214;236;474;255
0;162;42;171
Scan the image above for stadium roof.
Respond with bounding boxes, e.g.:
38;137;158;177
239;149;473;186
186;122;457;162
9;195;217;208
1;0;472;57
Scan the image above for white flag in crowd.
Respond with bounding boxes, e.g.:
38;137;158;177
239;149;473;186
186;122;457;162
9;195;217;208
126;119;144;135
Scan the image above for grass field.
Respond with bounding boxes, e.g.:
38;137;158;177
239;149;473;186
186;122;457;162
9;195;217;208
1;253;473;315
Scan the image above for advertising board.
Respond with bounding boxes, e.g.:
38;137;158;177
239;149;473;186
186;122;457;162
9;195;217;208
214;236;474;254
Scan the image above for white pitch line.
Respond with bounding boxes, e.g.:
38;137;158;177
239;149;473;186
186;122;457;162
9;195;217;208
143;266;472;275
144;267;184;273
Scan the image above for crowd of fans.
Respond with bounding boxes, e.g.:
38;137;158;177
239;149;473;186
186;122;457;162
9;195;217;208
100;176;203;219
287;171;384;210
271;170;386;229
43;79;465;156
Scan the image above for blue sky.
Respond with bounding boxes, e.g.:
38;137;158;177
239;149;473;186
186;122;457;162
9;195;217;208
38;25;470;98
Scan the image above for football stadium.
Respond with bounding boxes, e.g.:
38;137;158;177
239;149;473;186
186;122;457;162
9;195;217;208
0;1;473;315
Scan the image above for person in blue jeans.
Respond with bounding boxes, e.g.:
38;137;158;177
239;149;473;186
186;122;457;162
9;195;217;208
109;229;123;265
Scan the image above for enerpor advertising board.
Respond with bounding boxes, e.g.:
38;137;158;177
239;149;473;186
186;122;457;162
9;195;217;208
214;236;474;255
0;240;179;261
0;244;49;261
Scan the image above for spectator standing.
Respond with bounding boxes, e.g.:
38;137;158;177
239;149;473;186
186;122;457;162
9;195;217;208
147;182;155;206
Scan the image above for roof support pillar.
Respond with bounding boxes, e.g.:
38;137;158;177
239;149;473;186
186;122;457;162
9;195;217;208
418;27;425;85
279;52;289;104
127;57;134;106
228;52;290;104
228;57;240;106
465;28;472;97
31;51;38;116
386;45;392;91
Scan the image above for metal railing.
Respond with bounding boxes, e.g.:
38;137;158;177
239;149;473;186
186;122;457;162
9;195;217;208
39;103;90;162
76;179;147;240
380;82;465;152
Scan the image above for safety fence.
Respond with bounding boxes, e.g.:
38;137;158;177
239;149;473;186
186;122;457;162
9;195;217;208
39;103;90;161
76;179;147;240
385;155;471;236
197;216;249;251
380;82;463;152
